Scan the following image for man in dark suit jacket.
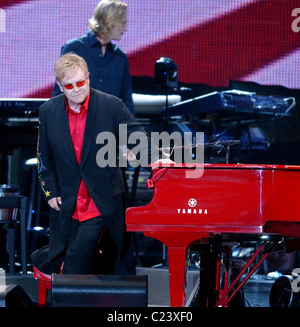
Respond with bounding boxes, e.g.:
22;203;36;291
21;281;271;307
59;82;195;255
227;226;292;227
34;53;151;275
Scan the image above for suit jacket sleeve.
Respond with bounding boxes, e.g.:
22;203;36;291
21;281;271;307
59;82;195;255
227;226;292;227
37;103;61;200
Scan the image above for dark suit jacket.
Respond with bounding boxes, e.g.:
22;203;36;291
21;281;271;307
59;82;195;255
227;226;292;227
37;88;147;267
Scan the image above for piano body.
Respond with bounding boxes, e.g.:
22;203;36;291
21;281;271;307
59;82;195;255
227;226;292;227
126;163;300;306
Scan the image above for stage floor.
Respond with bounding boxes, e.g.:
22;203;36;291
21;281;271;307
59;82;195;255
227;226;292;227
0;267;274;307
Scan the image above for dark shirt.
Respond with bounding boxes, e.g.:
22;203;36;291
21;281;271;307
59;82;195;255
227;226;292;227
52;29;135;115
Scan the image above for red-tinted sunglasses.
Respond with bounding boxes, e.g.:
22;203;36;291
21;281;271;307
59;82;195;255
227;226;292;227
62;79;87;90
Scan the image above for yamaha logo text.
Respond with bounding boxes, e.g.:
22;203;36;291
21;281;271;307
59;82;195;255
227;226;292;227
177;198;208;214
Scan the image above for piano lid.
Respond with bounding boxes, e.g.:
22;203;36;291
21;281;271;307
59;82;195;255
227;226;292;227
149;162;300;171
126;162;300;236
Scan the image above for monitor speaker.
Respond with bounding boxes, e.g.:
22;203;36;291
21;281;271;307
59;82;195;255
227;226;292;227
51;274;148;307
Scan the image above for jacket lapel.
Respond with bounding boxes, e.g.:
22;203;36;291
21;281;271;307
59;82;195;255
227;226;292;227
80;90;97;168
57;97;79;166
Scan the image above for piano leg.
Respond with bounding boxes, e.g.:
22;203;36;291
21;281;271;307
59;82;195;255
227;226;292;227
144;231;209;307
167;247;188;307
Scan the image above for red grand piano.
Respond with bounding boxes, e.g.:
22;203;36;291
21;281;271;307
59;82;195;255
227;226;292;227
125;163;300;307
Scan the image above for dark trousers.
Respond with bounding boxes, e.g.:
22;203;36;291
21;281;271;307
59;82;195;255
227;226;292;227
31;194;136;275
62;216;107;274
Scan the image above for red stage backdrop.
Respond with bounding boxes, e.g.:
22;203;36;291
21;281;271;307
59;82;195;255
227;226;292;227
0;0;299;98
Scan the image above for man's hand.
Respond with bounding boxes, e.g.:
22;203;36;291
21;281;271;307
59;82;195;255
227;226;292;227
48;196;62;211
126;149;136;161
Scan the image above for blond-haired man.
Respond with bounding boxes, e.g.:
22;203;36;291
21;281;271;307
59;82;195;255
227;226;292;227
52;0;134;115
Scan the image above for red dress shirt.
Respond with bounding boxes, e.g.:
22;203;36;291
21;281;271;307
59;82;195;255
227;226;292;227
66;93;101;221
